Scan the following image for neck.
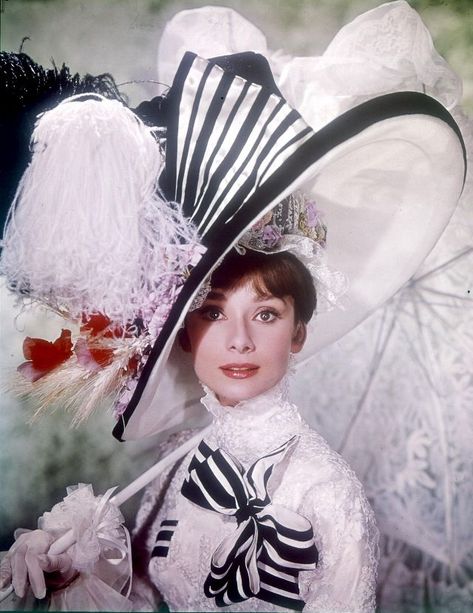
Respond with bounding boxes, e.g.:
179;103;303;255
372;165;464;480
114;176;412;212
200;377;307;465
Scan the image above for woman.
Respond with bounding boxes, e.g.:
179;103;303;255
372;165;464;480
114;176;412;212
129;249;379;612
0;3;466;611
3;249;378;612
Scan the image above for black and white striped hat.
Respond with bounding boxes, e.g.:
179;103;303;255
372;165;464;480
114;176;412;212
113;50;465;441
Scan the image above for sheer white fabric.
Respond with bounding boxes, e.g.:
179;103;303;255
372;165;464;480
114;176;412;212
132;382;379;612
277;0;462;132
158;1;462;135
43;485;132;611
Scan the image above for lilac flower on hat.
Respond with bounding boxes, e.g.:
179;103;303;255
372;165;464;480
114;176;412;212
262;224;283;248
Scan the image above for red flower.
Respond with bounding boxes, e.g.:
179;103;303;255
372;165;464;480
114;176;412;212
18;329;73;382
74;337;115;372
74;313;123;372
80;313;129;339
80;313;113;337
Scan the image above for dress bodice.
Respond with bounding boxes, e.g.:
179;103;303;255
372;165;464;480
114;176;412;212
132;385;379;612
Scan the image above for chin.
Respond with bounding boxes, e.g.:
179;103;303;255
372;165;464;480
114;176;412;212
213;374;281;406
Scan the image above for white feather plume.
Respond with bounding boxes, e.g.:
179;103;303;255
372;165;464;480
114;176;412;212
0;94;201;326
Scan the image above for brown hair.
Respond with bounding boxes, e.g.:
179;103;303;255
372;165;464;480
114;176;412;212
209;249;316;323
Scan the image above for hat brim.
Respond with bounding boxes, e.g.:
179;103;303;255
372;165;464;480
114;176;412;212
113;53;465;441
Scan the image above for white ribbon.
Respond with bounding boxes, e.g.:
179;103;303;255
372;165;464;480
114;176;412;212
39;483;132;598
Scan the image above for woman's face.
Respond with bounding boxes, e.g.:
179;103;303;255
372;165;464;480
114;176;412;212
184;282;306;406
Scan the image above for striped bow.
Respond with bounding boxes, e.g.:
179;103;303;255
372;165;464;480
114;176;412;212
181;436;318;610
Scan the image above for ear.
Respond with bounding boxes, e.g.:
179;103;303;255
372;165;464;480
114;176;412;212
178;327;192;353
291;322;307;353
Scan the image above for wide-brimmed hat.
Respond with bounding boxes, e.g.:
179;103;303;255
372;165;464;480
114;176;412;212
111;48;465;440
0;47;466;442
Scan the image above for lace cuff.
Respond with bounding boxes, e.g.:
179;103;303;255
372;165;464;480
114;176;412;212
39;484;132;601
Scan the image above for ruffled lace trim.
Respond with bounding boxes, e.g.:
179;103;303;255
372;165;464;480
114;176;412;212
39;484;131;580
200;377;309;466
200;375;289;417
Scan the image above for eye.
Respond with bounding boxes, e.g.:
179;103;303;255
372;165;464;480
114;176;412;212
200;306;224;321
255;309;279;323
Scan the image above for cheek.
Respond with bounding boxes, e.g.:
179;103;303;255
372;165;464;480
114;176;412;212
185;315;213;355
253;325;293;363
270;340;292;373
186;323;219;376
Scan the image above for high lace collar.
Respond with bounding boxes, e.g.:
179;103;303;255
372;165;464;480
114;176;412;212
201;376;290;418
200;378;307;465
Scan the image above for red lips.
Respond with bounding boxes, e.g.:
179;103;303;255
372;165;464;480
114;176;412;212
219;363;260;379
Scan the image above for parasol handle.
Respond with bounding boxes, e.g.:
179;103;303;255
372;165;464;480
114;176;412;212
111;424;211;507
0;425;211;602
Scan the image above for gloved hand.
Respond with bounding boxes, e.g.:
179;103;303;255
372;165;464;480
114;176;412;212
0;529;76;599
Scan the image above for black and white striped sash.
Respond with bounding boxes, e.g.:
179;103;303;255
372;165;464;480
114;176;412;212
181;436;318;610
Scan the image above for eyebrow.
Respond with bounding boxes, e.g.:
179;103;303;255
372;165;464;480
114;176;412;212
205;289;287;304
254;292;283;302
205;290;227;301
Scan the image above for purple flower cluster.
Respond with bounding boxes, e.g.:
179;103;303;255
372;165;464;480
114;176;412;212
113;242;207;419
261;224;283;248
305;200;321;227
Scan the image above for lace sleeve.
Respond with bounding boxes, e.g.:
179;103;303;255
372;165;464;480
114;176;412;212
129;429;199;611
300;473;379;612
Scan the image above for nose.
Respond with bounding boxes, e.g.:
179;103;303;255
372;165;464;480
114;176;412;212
227;318;255;353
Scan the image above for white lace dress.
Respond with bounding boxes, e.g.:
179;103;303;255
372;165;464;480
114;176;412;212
131;383;379;612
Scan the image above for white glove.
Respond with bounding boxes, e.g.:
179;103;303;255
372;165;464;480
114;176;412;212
0;484;131;605
0;529;76;599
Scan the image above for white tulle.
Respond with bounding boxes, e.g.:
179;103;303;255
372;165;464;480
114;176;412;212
31;484;133;611
158;1;462;136
276;1;462;132
39;484;131;579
